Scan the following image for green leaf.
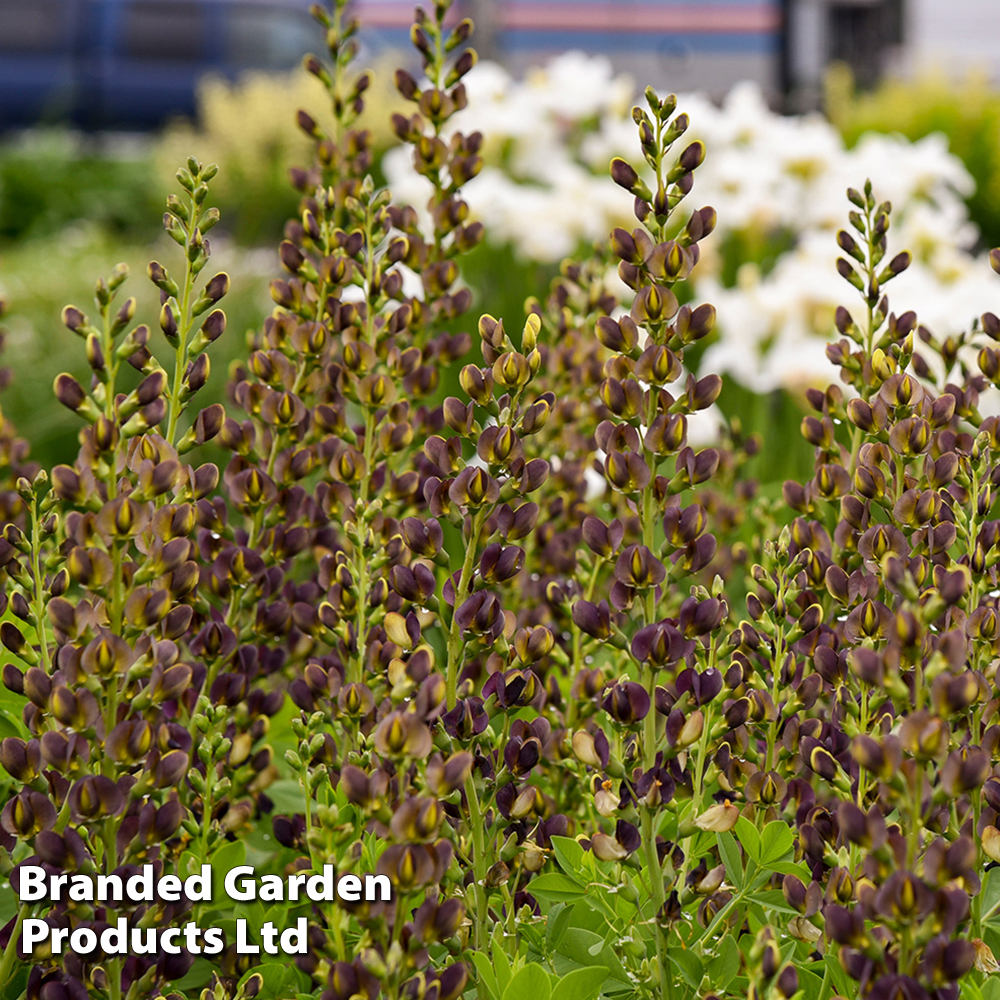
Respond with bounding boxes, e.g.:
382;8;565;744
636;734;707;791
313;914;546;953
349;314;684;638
0;878;18;924
472;952;499;1000
735;816;761;864
717;831;743;891
0;684;26;716
528;872;588;902
984;867;1000;920
768;861;810;878
550;966;609;1000
748;890;802;916
707;934;740;990
210;840;246;867
669;948;704;989
493;927;513;995
0;965;27;1000
551;835;586;875
760;821;794;866
502;963;551;1000
238;964;288;999
209;839;246;899
824;952;853;997
265;778;308;814
984;922;1000;959
0;707;27;741
179;851;200;879
798;968;825;1000
170;958;215;992
554;927;631;985
234;900;266;932
547;902;572;949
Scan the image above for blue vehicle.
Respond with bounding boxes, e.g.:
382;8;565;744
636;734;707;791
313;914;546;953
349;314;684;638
0;0;317;129
0;0;789;131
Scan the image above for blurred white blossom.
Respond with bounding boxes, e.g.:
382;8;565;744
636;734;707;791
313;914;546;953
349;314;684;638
384;53;1000;395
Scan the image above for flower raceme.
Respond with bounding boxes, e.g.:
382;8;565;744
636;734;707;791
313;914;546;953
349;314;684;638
4;4;1000;1000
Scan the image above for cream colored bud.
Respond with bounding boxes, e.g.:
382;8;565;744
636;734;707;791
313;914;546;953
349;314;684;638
383;611;413;649
677;710;705;748
974;938;1000;974
521;843;546;872
983;826;1000;863
591;832;629;862
788;916;823;944
510;787;536;820
595;788;618;817
696;864;725;895
694;801;740;832
572;731;602;768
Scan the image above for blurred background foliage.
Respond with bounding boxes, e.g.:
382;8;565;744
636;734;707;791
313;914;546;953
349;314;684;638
0;132;160;242
2;60;999;487
826;64;1000;249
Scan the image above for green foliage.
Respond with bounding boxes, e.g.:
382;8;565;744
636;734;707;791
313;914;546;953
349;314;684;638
826;63;1000;247
0;229;271;470
0;132;159;244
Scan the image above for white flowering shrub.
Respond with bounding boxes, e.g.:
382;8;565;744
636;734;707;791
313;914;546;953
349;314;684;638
385;53;997;397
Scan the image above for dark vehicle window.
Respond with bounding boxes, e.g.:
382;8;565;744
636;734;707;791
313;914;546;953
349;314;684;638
0;0;66;52
124;1;206;62
829;0;903;88
224;6;315;69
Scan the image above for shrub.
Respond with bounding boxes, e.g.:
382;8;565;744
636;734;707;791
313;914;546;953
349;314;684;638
2;4;1000;1000
0;132;159;244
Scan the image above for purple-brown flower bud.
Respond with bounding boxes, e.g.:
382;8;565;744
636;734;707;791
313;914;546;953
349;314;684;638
602;680;650;724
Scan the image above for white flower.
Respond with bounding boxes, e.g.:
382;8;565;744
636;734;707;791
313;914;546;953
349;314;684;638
386;52;996;395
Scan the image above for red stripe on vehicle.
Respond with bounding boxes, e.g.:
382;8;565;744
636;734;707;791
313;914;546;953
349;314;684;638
353;2;781;33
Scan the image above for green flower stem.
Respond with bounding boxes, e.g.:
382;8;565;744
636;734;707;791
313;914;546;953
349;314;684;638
913;655;925;714
165;193;201;448
692;703;713;813
464;771;489;951
201;752;217;861
894;454;907;503
0;903;27;993
102;818;123;1000
28;499;50;673
100;294;123;503
105;538;125;769
857;683;869;806
765;597;787;774
849;203;878;472
348;245;381;677
446;508;486;707
363;207;377;345
636;372;670;996
499;878;518;957
359;409;377;505
570;559;602;678
265;431;281;479
329;2;347;144
972;790;983;940
641;809;671;1000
